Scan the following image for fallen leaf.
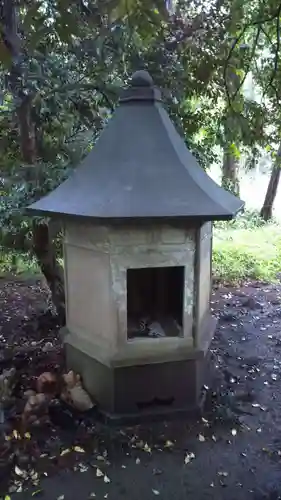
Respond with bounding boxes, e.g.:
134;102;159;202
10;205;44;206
184;452;195;464
89;494;96;498
136;458;140;464
79;464;88;472
96;455;105;461
198;434;205;442
152;490;160;495
271;374;277;381
96;468;104;477
13;430;20;440
212;435;217;442
231;429;237;436
104;495;108;499
15;465;25;477
5;496;11;500
57;496;65;500
24;432;31;439
74;446;85;453
143;443;151;453
60;449;71;456
104;475;110;483
164;440;174;448
32;490;43;497
218;471;228;477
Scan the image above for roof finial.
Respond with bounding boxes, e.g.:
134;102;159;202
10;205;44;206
131;70;154;87
120;70;161;103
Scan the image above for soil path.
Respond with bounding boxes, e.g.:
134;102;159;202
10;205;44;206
1;277;281;500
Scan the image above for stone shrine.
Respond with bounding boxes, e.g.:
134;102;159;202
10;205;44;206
27;70;244;420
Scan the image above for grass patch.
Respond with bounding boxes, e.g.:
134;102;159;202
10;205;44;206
213;222;281;283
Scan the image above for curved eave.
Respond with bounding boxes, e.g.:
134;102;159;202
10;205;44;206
25;202;244;223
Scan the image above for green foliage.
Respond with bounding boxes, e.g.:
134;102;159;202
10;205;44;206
0;0;233;255
0;157;73;251
214;209;274;230
213;217;281;283
0;0;281;268
0;249;39;277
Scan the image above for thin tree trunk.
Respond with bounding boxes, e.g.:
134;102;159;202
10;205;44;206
222;149;240;196
32;222;65;322
260;145;281;221
17;95;37;164
2;0;65;322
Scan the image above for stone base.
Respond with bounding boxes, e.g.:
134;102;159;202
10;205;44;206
64;316;217;424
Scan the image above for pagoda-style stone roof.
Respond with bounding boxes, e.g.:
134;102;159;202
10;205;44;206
27;70;244;222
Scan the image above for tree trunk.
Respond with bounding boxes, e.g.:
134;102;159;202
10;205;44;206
2;0;65;322
32;222;65;322
17;95;37;164
222;149;240;196
260;145;281;221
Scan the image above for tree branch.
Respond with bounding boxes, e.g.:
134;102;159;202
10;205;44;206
224;2;281;107
232;24;262;101
266;3;281;101
260;25;274;47
164;13;206;51
51;82;116;112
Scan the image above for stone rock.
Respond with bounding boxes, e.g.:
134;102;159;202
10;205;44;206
61;371;94;412
22;392;51;427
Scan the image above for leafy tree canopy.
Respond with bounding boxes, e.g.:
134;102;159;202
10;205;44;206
0;0;281;245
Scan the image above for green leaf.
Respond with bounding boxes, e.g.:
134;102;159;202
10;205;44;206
229;143;241;159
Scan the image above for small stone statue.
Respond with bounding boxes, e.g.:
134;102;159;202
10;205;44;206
21;371;58;428
60;371;94;412
22;392;51;427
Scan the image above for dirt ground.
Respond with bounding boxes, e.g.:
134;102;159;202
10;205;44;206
1;276;281;499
